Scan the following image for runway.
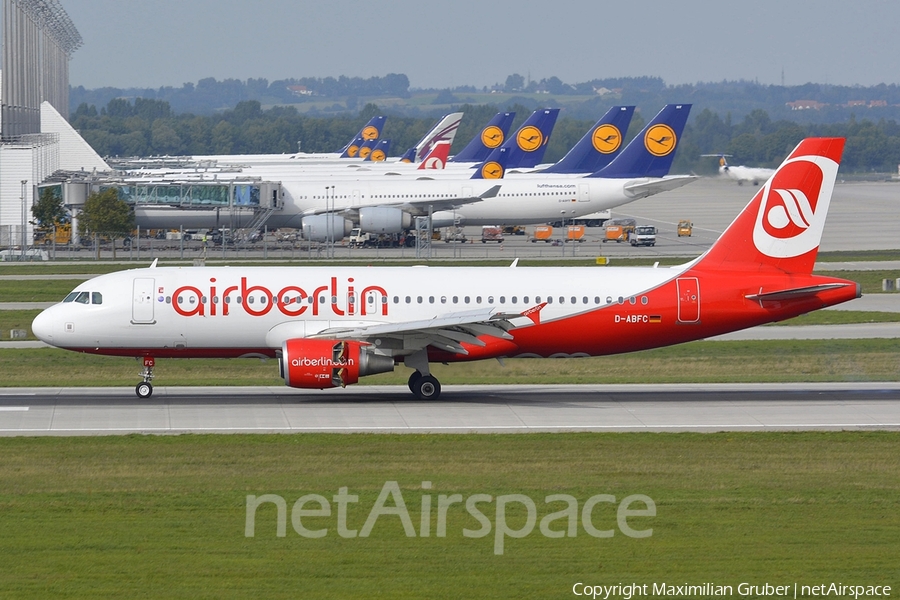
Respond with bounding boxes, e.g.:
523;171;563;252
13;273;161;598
1;383;899;435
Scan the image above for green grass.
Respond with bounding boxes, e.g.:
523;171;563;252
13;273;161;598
770;310;900;326
0;433;897;598
0;310;41;340
2;339;898;387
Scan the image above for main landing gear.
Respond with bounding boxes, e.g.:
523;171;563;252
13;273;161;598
407;371;441;400
136;356;155;399
404;349;441;400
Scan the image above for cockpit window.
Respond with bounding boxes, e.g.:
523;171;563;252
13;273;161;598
74;292;90;304
63;292;79;303
92;292;103;305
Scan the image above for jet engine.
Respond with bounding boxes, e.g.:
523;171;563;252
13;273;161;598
280;339;395;389
358;207;413;234
301;215;354;242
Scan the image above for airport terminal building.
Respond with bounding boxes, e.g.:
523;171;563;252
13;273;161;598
0;0;107;249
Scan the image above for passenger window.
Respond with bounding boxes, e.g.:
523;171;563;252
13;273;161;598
92;292;103;305
248;296;255;305
476;296;482;304
488;296;494;303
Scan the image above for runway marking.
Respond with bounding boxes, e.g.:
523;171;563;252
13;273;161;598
2;423;900;433
0;407;29;411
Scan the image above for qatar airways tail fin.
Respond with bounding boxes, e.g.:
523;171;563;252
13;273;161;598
590;104;691;178
339;115;387;157
450;111;516;163
698;137;844;275
413;112;464;162
541;105;635;174
417;141;451;170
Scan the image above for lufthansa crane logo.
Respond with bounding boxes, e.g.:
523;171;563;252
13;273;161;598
482;125;504;149
644;124;677;157
370;149;386;162
361;125;380;141
592;124;622;154
346;144;360;158
359;146;372;159
480;161;504;179
517;126;543;152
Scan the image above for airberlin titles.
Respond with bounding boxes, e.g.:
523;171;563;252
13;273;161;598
166;277;389;318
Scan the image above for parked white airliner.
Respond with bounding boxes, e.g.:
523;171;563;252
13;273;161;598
33;138;858;400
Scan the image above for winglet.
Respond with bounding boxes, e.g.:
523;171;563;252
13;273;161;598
150;258;158;268
510;258;519;268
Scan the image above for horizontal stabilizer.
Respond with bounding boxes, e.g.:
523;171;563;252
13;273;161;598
745;283;855;302
623;175;697;198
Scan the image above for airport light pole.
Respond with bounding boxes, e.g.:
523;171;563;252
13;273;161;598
20;180;28;258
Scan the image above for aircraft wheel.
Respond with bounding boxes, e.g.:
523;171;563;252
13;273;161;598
407;371;423;393
412;375;441;400
135;381;153;399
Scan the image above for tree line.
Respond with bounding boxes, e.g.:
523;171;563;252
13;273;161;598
69;99;900;173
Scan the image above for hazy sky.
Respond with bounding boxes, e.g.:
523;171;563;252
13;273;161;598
60;0;899;90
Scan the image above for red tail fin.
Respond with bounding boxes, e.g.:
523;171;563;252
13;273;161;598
418;141;451;170
698;138;844;275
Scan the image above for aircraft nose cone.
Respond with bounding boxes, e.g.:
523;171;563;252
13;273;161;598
31;309;55;343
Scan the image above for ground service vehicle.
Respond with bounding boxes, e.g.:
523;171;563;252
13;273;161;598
603;218;636;243
481;226;504;243
630;226;657;246
531;226;553;243
566;225;586;242
443;228;467;243
677;220;693;237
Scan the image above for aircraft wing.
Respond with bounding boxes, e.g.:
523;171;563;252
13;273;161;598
623;175;698;199
309;307;529;355
301;184;501;218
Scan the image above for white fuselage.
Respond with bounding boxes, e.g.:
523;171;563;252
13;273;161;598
32;264;686;356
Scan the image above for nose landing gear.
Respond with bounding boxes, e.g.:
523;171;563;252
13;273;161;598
136;356;155;398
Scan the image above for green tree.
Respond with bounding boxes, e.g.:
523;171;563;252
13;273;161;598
79;188;135;259
31;187;67;228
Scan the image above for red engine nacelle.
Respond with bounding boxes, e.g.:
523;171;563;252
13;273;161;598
280;339;395;389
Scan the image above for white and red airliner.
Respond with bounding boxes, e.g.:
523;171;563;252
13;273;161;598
33;138;859;400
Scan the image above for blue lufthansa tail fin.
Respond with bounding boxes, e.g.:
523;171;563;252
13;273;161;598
340;136;365;159
398;147;417;163
365;139;391;162
450;112;515;163
589;104;691;178
541;106;635;174
503;108;560;169
339;115;386;156
470;147;510;179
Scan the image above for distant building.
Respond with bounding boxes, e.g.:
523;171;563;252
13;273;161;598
786;100;826;110
287;85;313;97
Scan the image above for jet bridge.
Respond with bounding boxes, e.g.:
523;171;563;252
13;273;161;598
59;174;284;231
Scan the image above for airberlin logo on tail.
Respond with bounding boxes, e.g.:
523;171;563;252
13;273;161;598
752;155;838;258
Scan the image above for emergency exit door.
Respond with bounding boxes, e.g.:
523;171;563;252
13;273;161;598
132;278;155;323
676;277;700;323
